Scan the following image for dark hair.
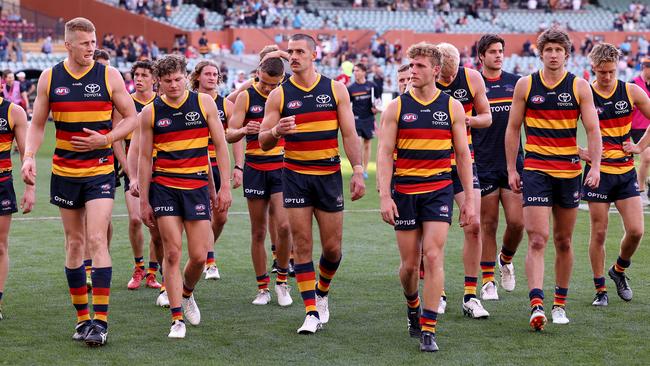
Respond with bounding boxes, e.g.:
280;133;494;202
537;28;572;56
289;33;316;51
93;49;110;61
354;63;367;73
259;57;284;77
477;34;505;58
397;64;410;73
153;55;187;79
131;59;154;76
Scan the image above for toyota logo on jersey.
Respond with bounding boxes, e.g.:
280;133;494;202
185;111;201;121
85;84;101;93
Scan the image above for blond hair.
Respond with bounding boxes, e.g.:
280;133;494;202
406;42;443;67
437;42;460;68
588;43;620;67
189;60;220;90
65;17;95;41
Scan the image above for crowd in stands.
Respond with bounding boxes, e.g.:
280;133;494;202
613;2;647;31
117;0;177;19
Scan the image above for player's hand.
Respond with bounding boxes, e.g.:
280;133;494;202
459;200;477;228
508;169;522;194
350;171;366;201
578;146;591;162
584;167;600;189
244;121;261;135
71;128;110;151
623;141;642;154
276;116;297;136
20;184;35;214
140;201;155;228
465;116;472;127
232;168;243;189
380;196;399;225
21;157;37;186
215;185;232;212
129;178;140;197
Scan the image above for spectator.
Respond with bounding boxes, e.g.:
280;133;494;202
151;40;160;59
196;7;206;28
638;36;648;58
231;37;245;55
292;10;302;29
522;39;532;56
12;33;23;62
123;71;136;93
232;70;248;90
0;33;9;61
41;36;53;54
371;64;384;97
198;32;209;56
152;0;165;18
2;70;27;109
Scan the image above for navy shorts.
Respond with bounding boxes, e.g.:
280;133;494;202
581;165;639;203
211;165;221;193
50;173;116;209
149;182;211;221
355;117;375;140
244;165;283;199
451;164;480;195
0;177;18;215
631;129;646;144
393;182;454;230
282;169;344;212
522;170;581;208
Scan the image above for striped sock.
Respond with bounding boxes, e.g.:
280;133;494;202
160;277;166;294
594;277;607;292
91;267;112;328
182;284;193;299
271;244;277;261
315;255;341;298
480;261;496;285
294;262;318;318
276;267;288;286
147;261;159;276
499;247;515;266
84;259;92;277
464;276;477;302
419;309;437;334
134;256;145;271
553;286;568;309
405;291;420;310
256;273;270;290
613;256;630;274
529;288;544;311
171;307;183;323
206;251;216;267
65;265;91;324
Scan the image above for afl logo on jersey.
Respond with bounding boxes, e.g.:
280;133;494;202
402;113;418;122
54;87;70;96
287;100;302;109
453;89;468;99
250;105;264;113
596;106;604;115
157;118;172;128
615;101;628;111
531;95;545;104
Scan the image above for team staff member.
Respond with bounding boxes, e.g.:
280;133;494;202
378;42;476;352
348;63;380;179
21;17;138;346
436;43;492;318
505;28;601;330
473;34;524;300
580;44;650;306
259;33;365;334
630;58;650;205
227;57;294;306
0;97;34;321
138;55;232;339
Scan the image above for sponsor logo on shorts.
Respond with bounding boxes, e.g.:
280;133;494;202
440;205;449;214
586;191;608;200
573;190;580;202
402;113;418;122
250;105;264;113
527;196;549;203
480;184;494;193
101;183;111;191
531;95;545;104
54;86;70;96
1;199;11;207
336;195;344;207
245;188;265;195
395;219;416;227
284;197;305;204
54;195;74;206
634;181;640;191
287;100;302;109
157;118;172;128
154;206;174;212
195;204;206;215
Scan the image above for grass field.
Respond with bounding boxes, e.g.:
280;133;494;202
1;123;650;365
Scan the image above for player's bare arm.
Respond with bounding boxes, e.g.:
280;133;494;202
225;90;251;143
377;98;399;225
259;87;295;150
137;104;155;228
577;78;602;188
335;80;366;201
451;98;476;227
504;75;529;193
467;68;492;129
201;93;232;212
10;104;34;213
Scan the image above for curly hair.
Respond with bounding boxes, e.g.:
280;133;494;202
407;42;443;67
189;60;220;90
153;55;187;79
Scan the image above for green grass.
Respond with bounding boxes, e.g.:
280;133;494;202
1;123;650;365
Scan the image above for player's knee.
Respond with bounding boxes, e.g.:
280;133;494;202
322;247;341;262
187;250;205;266
528;232;548;251
481;219;498;236
422;247;442;268
165;249;182;266
86;231;107;249
464;222;481;238
129;215;142;229
276;221;291;238
625;226;643;244
553;236;572;253
0;243;7;257
251;228;266;246
399;261;419;279
591;226;608;245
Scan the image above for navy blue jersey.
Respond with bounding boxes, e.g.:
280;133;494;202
348;81;377;122
472;71;523;172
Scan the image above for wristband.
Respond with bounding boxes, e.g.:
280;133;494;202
234;165;243;171
105;132;114;145
24;151;35;159
271;126;281;139
352;164;364;173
